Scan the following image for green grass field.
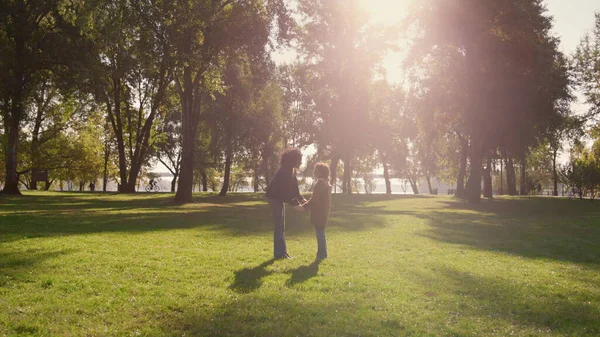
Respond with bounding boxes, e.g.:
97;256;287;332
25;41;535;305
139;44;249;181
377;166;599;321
1;192;599;337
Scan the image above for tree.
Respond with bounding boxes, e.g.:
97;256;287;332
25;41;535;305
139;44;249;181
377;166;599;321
279;63;316;148
407;0;571;202
296;0;388;194
369;80;412;195
573;13;600;120
0;0;94;194
244;80;285;192
560;139;600;201
151;0;291;204
153;91;183;192
92;0;172;193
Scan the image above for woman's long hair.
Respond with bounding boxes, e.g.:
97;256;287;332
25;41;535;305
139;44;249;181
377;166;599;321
280;148;302;168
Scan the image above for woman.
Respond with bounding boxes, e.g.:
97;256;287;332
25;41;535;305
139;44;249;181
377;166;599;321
265;148;306;259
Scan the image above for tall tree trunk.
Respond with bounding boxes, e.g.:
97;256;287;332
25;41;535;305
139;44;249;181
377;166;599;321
79;181;84;192
2;115;22;195
107;82;130;193
174;70;201;203
44;180;53;191
103;140;110;192
343;154;352;195
408;176;419;195
425;171;433;194
380;152;392;195
171;175;178;192
175;117;197;202
219;144;233;197
499;156;504;195
29;179;38;190
29;97;45;191
552;148;558;196
506;157;517;195
262;153;271;188
519;154;527;196
483;156;493;198
455;136;468;198
330;154;340;193
465;145;483;203
253;167;259;192
126;162;142;193
201;168;208;192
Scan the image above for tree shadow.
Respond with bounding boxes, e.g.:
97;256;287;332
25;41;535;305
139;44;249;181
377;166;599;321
285;259;321;287
409;265;600;335
229;259;276;293
0;193;390;243
0;248;76;284
412;197;600;267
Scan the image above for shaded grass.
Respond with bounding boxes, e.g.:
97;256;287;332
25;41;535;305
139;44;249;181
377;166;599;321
1;192;599;336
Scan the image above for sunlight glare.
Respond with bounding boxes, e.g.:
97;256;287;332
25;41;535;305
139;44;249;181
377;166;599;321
359;0;413;25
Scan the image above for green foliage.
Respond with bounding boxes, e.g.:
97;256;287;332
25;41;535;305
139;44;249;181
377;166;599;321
560;138;600;200
406;0;573;201
0;0;96;193
296;0;387;157
572;13;600;119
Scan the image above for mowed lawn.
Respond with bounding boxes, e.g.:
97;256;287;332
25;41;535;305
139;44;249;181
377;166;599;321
1;192;599;337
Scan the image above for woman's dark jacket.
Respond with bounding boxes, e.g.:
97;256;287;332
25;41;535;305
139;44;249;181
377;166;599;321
265;166;304;205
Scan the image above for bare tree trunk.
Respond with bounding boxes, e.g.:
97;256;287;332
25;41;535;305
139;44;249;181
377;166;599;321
343;154;352;195
219;144;233;197
262;154;271;188
253;167;259;192
408;176;419;195
506;157;517;195
483;156;493;198
499;156;504;195
201;168;208;192
2;115;22;195
29;179;38;190
455;136;468;198
465;145;483;203
552;148;558;196
330;154;340;193
44;180;53;191
103;141;110;192
171;175;177;192
519;154;527;196
174;71;201;203
380;152;392;195
425;171;433;194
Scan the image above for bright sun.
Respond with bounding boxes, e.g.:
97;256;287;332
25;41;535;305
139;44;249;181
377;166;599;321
359;0;413;25
358;0;413;85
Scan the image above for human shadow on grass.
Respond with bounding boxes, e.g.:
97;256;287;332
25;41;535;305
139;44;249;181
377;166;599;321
164;291;420;337
229;259;275;293
411;198;600;267
285;259;320;287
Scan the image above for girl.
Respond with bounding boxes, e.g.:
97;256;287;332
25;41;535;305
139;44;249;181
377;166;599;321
298;162;332;260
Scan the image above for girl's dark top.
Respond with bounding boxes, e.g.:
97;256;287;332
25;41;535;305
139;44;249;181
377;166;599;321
302;179;332;228
265;166;304;205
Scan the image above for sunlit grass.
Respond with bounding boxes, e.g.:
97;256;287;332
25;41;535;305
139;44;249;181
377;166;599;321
1;192;599;336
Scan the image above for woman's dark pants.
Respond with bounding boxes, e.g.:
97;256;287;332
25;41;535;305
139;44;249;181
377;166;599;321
268;198;287;258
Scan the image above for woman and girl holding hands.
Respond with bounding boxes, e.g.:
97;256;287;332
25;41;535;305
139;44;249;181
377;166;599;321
265;148;331;261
